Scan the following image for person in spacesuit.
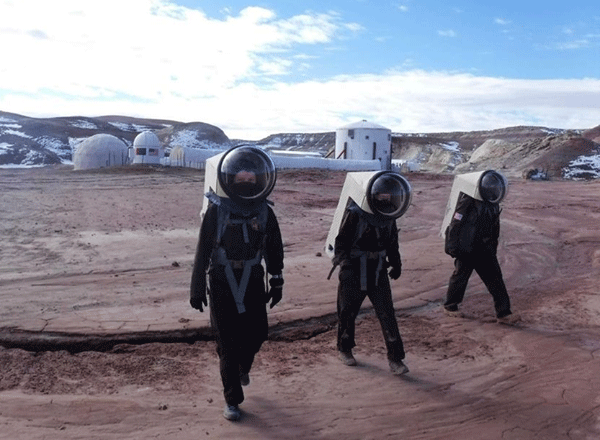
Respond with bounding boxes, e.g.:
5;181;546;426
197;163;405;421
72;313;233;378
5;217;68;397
333;172;411;375
443;170;519;324
190;146;284;421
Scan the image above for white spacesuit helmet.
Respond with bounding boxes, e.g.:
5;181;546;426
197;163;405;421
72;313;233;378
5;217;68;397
201;145;276;216
440;170;508;237
325;171;412;259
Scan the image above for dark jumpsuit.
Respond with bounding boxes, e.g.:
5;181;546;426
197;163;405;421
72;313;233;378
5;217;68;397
444;193;512;318
334;205;406;363
191;200;284;406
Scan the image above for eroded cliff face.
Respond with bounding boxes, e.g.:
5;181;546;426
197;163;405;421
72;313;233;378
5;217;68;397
391;127;599;179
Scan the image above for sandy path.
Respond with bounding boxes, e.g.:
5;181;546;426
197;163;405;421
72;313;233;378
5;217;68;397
1;166;600;439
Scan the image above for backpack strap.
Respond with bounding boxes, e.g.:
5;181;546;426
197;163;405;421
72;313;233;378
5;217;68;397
217;247;262;313
208;193;269;313
350;249;387;291
347;203;389;291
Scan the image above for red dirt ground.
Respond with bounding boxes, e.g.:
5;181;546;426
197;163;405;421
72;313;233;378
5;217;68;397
1;166;600;440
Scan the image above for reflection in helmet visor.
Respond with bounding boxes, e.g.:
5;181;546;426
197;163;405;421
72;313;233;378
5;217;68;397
218;146;276;202
479;171;507;203
368;173;411;218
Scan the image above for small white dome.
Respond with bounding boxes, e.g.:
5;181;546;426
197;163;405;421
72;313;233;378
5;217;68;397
133;131;161;148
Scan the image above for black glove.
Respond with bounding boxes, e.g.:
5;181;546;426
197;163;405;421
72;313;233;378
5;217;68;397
266;275;284;309
190;280;207;312
388;265;402;280
267;287;282;309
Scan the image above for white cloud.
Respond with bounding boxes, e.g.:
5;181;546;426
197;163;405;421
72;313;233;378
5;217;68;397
2;1;600;140
256;58;293;76
6;69;600;140
438;29;457;38
345;22;365;32
494;18;511;25
554;39;590;50
0;1;357;101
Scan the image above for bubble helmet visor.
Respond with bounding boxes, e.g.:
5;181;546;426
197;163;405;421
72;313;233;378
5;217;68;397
217;145;276;204
366;171;412;219
478;170;508;204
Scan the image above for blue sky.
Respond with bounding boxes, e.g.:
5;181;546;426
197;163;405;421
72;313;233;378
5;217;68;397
1;0;600;139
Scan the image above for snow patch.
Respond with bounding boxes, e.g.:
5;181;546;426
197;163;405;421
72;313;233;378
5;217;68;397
441;141;460;152
0;123;22;130
108;122;154;132
2;129;31;138
37;136;70;159
21;148;44;165
0;163;45;169
170;130;198;148
563;153;600;180
69;137;89;152
169;130;224;149
71;120;98;130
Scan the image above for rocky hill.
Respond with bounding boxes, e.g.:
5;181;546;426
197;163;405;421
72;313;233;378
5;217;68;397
1;111;599;180
391;126;600;179
0;111;230;166
256;132;334;155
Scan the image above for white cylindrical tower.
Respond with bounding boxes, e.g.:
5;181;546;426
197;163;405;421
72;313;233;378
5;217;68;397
334;120;392;169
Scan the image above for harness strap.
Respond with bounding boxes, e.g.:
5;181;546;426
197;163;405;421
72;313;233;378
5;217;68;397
350;211;388;291
226;218;250;243
218;247;262;313
210;196;269;313
351;249;386;291
216;210;230;245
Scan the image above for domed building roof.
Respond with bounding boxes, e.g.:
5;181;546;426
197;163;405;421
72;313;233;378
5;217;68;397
133;131;161;148
73;134;128;170
338;120;390;131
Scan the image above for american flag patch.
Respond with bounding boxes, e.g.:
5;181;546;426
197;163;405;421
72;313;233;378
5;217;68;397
453;212;463;221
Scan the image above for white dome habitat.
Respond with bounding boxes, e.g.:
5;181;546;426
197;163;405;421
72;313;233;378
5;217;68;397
73;134;129;171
